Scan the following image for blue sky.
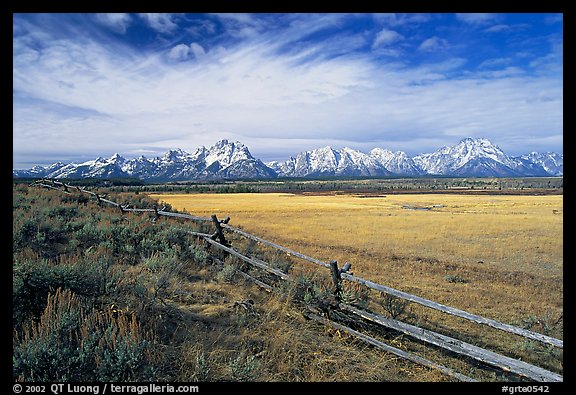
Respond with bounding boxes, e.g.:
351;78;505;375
13;13;563;169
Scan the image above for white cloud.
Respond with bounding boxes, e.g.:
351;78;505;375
168;42;206;61
478;57;512;69
545;14;563;24
373;13;432;26
456;13;499;25
138;13;180;33
189;43;206;59
372;28;403;48
529;40;563;75
209;13;269;39
167;44;191;61
418;36;449;52
474;66;526;79
482;23;530;33
94;13;132;34
12;14;563;167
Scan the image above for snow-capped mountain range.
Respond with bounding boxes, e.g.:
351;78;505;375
13;138;562;181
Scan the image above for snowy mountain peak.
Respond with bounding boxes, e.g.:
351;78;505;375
163;148;190;161
370;148;424;176
520;152;563;176
13;137;562;180
205;139;253;168
459;137;504;155
274;145;390;177
413;137;513;175
109;153;125;163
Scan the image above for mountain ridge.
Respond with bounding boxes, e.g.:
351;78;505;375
13;138;563;180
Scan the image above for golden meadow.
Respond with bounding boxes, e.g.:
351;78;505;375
12;183;563;381
150;192;563;327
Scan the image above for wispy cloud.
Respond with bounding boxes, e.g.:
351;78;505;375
94;13;132;34
372;28;404;49
418;36;449;52
482;23;530;34
478;57;512;69
138;13;181;33
12;13;563;167
373;13;432;27
167;42;206;61
456;13;500;25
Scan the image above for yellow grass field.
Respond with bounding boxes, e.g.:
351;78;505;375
149;192;563;330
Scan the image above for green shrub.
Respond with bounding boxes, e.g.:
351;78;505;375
43;205;79;220
228;354;259;381
379;293;409;319
13;288;155;382
217;264;237;283
13;250;119;329
341;283;369;308
34;220;69;257
269;251;293;274
444;274;469;284
192;352;211;381
74;221;106;248
13;219;37;253
190;246;209;265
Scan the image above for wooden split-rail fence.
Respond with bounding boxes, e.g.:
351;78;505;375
30;179;563;382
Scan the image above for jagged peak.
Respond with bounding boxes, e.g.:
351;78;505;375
162;148;190;161
458;137;500;149
109;153;125;161
212;139;246;149
166;148;188;155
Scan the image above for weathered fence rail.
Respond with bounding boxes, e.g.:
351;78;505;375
339;272;563;348
305;311;479;382
340;304;563;382
201;235;290;281
29;179;563;382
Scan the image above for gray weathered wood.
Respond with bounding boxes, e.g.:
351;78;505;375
188;231;214;238
123;208;156;213
202;236;290;281
221;223;332;269
340;304;562;382
99;197;121;207
211;255;274;292
157;210;212;222
305;311;477;382
36;183;72;194
339;272;563;349
49;180;68;193
236;270;274;292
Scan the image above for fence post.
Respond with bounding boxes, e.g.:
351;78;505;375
330;260;342;303
211;214;229;246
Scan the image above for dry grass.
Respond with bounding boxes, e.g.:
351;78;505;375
150;192;563;337
155;255;449;382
